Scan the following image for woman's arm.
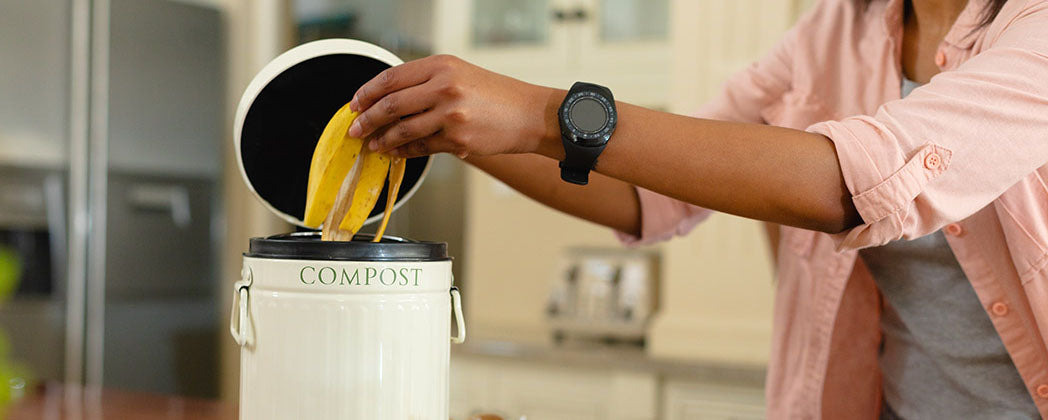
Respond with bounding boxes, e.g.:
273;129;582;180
346;56;860;234
465;153;641;235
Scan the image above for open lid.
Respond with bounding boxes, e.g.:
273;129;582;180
234;39;431;228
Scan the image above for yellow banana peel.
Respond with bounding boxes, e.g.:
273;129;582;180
337;145;390;234
303;103;364;228
306;102;407;241
372;157;406;242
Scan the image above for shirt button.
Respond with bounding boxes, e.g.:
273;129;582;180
1037;384;1048;399
923;153;942;170
944;223;964;236
935;51;947;67
991;302;1009;317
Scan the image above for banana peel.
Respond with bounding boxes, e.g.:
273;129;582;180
320;146;364;241
337;145;390;234
303;103;364;228
372;157;406;242
306;103;409;242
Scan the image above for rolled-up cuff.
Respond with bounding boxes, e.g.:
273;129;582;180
808;118;951;250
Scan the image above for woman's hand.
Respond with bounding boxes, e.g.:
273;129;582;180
348;55;560;159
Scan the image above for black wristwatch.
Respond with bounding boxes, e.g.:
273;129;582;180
558;82;617;185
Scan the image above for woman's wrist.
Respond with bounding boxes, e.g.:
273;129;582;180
531;87;567;161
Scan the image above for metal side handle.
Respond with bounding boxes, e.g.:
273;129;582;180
451;286;466;344
230;268;253;347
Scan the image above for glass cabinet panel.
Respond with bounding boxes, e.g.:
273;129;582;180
472;0;550;48
599;0;668;43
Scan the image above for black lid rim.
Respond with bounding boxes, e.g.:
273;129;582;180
245;232;450;262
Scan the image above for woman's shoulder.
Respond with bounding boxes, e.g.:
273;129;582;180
967;0;1048;55
987;0;1048;36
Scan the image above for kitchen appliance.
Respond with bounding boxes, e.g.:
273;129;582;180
1;0;226;393
231;39;466;419
547;248;658;343
0;167;66;380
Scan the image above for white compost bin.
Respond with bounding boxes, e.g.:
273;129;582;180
230;39;465;420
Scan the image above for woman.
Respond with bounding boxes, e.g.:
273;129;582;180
348;0;1048;418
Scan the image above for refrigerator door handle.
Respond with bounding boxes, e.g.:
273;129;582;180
126;183;192;228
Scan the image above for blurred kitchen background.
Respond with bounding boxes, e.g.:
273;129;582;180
0;0;815;418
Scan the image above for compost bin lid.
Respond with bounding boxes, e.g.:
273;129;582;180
234;39;430;228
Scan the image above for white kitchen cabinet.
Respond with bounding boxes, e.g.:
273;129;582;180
662;380;765;420
431;0;672;108
451;355;658;420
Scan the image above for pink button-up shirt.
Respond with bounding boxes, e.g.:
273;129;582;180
618;0;1048;417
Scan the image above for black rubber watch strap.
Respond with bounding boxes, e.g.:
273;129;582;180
559;139;604;185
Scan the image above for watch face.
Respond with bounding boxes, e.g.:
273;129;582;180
569;97;608;133
561;89;616;146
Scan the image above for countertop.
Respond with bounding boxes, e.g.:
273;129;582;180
7;382;235;420
453;339;767;387
3;346;763;419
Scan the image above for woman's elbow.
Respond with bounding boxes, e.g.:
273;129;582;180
809;195;863;235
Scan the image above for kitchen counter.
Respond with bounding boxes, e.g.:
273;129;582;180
453;339;766;388
8;382;235;420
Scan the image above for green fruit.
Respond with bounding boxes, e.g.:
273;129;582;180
0;247;21;302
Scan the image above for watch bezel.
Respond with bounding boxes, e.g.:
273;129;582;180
559;90;617;147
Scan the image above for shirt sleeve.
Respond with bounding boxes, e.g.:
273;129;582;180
807;2;1048;249
616;4;809;246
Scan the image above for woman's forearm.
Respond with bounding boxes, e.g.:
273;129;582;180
532;90;862;234
465;153;641;235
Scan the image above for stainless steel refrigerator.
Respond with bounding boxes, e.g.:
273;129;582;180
0;0;224;397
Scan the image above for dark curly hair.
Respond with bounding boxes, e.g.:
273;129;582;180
859;0;1007;28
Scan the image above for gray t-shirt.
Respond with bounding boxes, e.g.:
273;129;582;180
860;78;1038;420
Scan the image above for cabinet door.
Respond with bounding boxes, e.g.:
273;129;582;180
491;360;609;420
450;356;496;420
574;0;671;107
662;380;765;420
450;355;658;420
438;0;574;88
668;0;799;113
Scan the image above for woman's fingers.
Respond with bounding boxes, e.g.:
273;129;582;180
350;57;440;113
389;135;463;159
348;83;437;139
369;111;445;153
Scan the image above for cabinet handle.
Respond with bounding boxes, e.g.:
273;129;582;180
552;8;588;22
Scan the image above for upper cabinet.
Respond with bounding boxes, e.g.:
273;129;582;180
431;0;672;108
470;0;553;48
598;0;669;43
